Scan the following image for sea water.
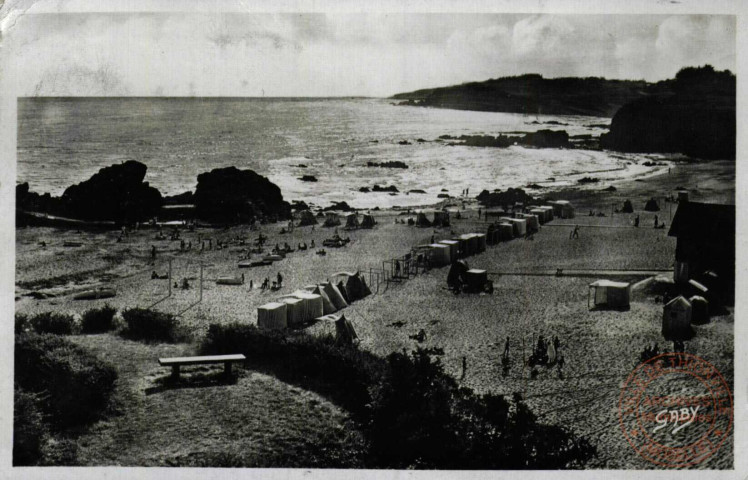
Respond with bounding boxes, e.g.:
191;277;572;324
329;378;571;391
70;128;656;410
17;97;666;209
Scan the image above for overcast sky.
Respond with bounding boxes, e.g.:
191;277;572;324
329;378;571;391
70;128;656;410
1;12;736;97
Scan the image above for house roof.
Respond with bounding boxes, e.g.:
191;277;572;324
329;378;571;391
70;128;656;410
668;202;735;240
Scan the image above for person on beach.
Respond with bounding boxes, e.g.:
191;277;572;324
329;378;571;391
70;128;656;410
431;235;435;244
503;336;510;359
570;225;580;239
249;280;253;290
634;215;640;227
277;272;283;287
654;215;659;228
151;245;157;260
311;239;315;248
461;356;467;380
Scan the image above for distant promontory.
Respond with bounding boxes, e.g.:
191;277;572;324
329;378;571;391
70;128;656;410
392;74;662;117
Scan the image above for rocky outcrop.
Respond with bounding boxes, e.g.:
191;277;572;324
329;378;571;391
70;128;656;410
299;175;318;182
59;160;162;222
601;66;735;159
367;161;408;169
193;167;291;223
476;188;535;208
163;191;194;205
519;130;569;148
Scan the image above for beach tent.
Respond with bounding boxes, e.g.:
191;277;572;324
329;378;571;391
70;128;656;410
361;214;376;229
432;210;450;227
344;213;360;229
465;269;488;290
333;271;371;301
689;295;709;325
335;314;359;346
447;259;470;287
336;280;351;303
312;285;337;314
439;239;460;259
281;297;305;326
428;243;451;266
622;200;634;213
257;302;288;330
298;210;318;226
320;282;348;311
662;296;693;340
588;280;631;309
677;190;689;203
530;208;547;224
416;212;432;227
498;223;514;241
486;224;498;245
323;212;341;227
644;198;660;212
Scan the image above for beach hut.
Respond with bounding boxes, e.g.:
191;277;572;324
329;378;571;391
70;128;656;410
517;213;539;232
257;302;288;330
439;239;460;259
457;234;475;256
428;243;451;266
344;213;359;229
530;208;547;224
361;214;376;229
689;295;709;325
588;280;631;309
662;296;693;340
447;259;469;287
465;269;488;291
416;212;432;227
508;218;527;237
498;222;514;241
549;200;575;219
323;212;341;227
432;210;450;227
281;297;305;326
677;190;689;203
469;233;487;253
290;291;324;321
538;206;555;222
298;210;318;226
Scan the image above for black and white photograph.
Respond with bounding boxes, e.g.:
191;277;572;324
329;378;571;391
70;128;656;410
1;0;744;476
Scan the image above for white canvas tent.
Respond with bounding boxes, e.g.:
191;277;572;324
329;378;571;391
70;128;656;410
517;213;539;232
313;285;338;314
416;212;432;227
549;200;575;219
322;282;349;311
290;291;324;321
298;210;318;226
530;208;547;224
538;206;554;222
361;214;376;229
588;280;631;309
257;302;288;330
344;213;359;229
324;212;341;227
662;296;693;339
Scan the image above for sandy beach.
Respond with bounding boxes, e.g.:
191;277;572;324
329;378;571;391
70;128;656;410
14;158;734;468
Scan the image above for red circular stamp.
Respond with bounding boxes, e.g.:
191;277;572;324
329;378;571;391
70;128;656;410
619;352;733;468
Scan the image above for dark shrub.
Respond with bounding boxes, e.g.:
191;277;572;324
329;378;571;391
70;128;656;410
120;308;184;343
81;304;117;333
15;313;31;333
29;312;77;335
201;323;383;415
15;333;117;429
13;388;47;466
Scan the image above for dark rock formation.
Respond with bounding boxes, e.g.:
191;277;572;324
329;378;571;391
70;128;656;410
322;201;354;212
16;183;63;215
366;161;408;169
372;185;399;193
602;186;617;192
163;191;194;205
291;200;309;211
601;66;735;159
577;177;600;184
299;175;318;182
519;130;570;148
476;188;535;208
398;140;412;145
60;160;162;222
193;166;291;223
408;189;426;194
359;187;371;193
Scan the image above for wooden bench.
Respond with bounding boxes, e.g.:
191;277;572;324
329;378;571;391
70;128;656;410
158;354;246;380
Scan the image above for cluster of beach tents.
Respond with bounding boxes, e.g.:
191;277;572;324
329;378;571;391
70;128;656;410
415;210;450;228
257;271;371;330
314;211;375;229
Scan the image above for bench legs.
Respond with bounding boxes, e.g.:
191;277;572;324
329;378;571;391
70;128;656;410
171;365;180;381
224;361;232;378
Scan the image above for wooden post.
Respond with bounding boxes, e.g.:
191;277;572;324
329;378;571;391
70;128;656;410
168;257;172;297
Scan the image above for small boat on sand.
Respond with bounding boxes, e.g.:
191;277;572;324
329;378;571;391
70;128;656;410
73;287;116;300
